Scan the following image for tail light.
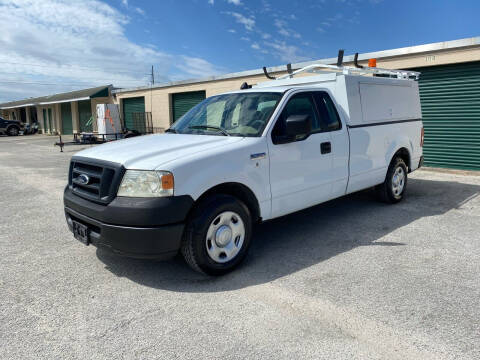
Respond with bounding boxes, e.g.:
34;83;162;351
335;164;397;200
420;127;424;147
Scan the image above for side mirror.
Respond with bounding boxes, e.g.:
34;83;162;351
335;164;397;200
285;114;311;137
272;114;311;145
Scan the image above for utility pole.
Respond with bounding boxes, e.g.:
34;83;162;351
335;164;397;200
151;65;155;85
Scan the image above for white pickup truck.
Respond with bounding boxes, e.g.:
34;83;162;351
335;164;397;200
64;63;424;275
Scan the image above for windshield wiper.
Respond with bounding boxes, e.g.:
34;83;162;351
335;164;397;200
188;125;230;136
165;128;177;133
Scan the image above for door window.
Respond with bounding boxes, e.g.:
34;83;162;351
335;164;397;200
272;93;320;140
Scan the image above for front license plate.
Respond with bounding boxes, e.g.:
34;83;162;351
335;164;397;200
72;221;89;245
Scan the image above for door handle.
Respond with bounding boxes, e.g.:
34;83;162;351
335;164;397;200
321;142;331;154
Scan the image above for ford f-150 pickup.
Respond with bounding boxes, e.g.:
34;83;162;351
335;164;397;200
64;63;424;275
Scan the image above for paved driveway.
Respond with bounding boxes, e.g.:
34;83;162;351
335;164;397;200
1;135;479;359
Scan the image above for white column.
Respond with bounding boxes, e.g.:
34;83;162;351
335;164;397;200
54;103;61;134
71;101;79;134
25;107;31;124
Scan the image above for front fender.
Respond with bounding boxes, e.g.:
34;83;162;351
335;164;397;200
167;137;272;219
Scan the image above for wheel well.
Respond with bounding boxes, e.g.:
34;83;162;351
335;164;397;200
194;183;262;223
393;148;411;171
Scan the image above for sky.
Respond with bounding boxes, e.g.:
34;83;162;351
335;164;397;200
0;0;478;103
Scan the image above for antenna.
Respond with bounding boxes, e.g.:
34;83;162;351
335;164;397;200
151;65;155;85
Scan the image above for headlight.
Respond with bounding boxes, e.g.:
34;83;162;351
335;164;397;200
117;170;174;197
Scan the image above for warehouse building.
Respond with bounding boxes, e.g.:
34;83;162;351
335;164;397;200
115;37;480;171
0;85;114;134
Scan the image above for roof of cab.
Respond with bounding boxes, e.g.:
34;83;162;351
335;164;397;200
221;86;292;95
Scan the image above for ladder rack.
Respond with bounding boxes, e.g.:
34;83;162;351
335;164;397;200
276;63;420;81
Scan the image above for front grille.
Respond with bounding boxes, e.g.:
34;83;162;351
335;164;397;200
69;157;124;204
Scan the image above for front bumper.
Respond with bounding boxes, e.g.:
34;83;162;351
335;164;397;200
64;187;194;259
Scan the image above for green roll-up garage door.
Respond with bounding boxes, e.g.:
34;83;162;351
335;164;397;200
61;102;73;134
78;100;92;132
172;91;206;123
415;61;480;171
123;97;145;131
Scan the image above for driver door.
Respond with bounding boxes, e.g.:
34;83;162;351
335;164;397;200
268;91;334;218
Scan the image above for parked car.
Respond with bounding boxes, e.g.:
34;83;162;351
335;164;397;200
63;63;424;275
0;117;24;136
23;122;39;135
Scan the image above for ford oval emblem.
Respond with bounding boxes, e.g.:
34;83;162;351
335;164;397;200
77;174;90;185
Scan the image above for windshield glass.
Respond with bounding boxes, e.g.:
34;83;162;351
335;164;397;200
170;92;282;137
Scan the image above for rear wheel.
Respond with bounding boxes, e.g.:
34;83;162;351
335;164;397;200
181;194;252;275
7;126;19;136
376;157;408;203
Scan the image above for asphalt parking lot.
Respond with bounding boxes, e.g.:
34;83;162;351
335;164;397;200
1;134;479;360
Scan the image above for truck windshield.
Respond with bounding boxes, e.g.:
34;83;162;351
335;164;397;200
169;92;282;137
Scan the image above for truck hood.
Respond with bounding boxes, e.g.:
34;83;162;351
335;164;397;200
74;133;244;170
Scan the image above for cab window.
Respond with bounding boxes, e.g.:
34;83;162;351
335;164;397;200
314;92;341;131
272;93;320;140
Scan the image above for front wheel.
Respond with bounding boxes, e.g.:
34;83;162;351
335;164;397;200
7;126;19;136
181;194;252;275
376;157;408;203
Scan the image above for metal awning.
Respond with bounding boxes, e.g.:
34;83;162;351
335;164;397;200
0;85;111;110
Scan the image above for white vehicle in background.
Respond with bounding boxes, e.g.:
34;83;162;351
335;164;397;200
64;58;424;275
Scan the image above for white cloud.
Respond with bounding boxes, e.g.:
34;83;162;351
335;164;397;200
121;0;128;7
261;33;271;39
274;19;301;39
135;7;145;16
227;0;242;5
251;42;260;50
316;27;326;33
228;29;236;33
175;56;223;78
208;0;214;4
264;40;308;63
226;11;255;31
0;0;223;102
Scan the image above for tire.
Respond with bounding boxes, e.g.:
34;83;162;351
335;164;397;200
181;194;252;275
7;126;19;136
376;157;408;203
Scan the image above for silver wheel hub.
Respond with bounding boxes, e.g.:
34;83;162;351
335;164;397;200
392;166;405;197
206;211;245;263
215;225;232;247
